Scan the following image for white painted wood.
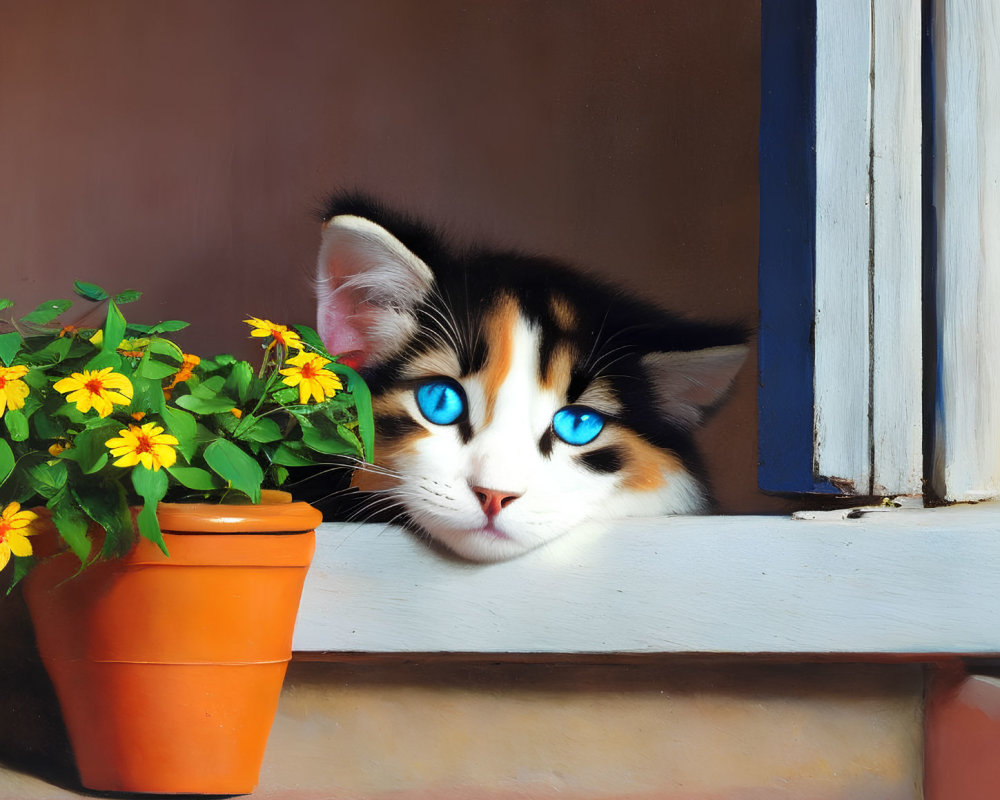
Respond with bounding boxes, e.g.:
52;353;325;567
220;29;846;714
871;0;923;495
293;506;1000;655
813;0;872;492
933;0;1000;501
813;0;924;496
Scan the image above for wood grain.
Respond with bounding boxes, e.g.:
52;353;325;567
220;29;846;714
293;505;1000;655
933;0;1000;501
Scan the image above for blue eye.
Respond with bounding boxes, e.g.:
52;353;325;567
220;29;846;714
552;406;604;446
415;379;466;426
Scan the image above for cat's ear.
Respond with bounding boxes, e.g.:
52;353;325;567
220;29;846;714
316;214;435;369
641;344;749;429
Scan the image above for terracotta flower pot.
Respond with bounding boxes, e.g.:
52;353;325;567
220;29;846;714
23;492;319;795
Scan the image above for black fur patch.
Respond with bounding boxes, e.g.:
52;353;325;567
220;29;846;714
377;413;424;441
577;446;625;474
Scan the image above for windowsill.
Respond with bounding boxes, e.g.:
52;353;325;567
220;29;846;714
292;501;1000;656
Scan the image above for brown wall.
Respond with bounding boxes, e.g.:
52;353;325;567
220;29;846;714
0;8;930;797
0;0;781;512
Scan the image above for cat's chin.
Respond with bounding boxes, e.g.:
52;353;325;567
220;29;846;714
423;523;545;563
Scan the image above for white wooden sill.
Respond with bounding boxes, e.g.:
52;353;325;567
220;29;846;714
292;501;1000;656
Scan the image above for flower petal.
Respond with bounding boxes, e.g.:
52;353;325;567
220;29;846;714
7;532;32;558
53;375;82;393
2;501;22;518
113;451;141;468
155;445;177;469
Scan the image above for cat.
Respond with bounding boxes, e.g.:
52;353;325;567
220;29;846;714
314;193;748;562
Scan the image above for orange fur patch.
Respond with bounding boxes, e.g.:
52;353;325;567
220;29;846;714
352;392;429;492
351;468;398;493
613;430;685;492
542;342;575;392
479;295;518;425
548;294;577;332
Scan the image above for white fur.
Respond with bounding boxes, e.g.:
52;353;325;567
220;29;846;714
382;315;703;562
314;214;731;562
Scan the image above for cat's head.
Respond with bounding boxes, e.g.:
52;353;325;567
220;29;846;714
316;194;748;561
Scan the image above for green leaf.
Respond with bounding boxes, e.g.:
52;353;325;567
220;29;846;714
0;332;21;366
60;426;115;474
330;362;374;461
148;336;185;362
129;375;165;415
235;415;283;443
26;460;67;499
0;439;14;486
0;298;13;311
191;374;225;398
175;393;238;414
30;411;63;440
21;367;46;390
102;300;127;353
84;348;122;372
162;405;197;458
6;555;36;594
269;465;289;487
52;402;89;425
19;393;41;422
64;337;98;360
73;281;109;301
50;489;92;563
271;441;321;467
203;439;263;503
134;320;189;335
3;409;28;442
136;357;178;380
336;423;364;455
71;480;132;558
292;324;333;357
223;360;254;405
18;336;71;366
298;414;361;457
113;289;142;305
165;465;220;491
132;465;168;555
271;386;300;405
20;299;71;325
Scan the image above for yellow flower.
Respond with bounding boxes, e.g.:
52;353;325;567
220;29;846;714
105;422;179;471
279;351;343;404
0;365;30;418
54;367;133;417
230;408;243;419
244;317;303;351
0;502;37;572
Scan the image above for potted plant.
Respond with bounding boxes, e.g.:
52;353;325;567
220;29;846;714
0;281;373;795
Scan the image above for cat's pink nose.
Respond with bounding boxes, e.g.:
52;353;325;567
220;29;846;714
472;486;521;518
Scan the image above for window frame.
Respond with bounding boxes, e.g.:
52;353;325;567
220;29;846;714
294;0;1000;657
759;0;924;498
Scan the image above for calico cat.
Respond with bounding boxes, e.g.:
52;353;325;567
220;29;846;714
314;194;747;562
